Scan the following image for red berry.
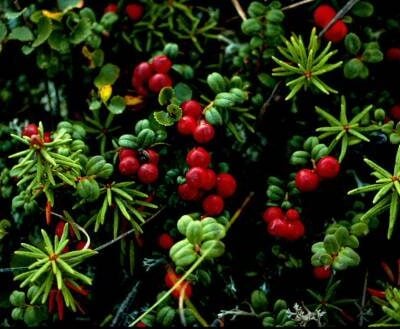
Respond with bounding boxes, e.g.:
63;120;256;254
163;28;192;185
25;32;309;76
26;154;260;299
22;123;39;138
177;116;197;135
201;168;217;191
313;4;336;28
133;62;153;85
125;3;144;21
285;220;305;240
316;156;340;179
164;270;178;288
386;47;400;61
104;3;118;13
323;20;348;43
75;241;87;250
136;322;147;328
148;73;172;93
295;169;320;192
313;265;332;280
286;209;301;222
119;156;140;176
216;173;237;198
390;104;400;121
43;131;52;143
202;194;224;216
158;233;174;250
119;148;137;160
186;147;211;168
55;221;66;238
193;120;215;144
171;281;192;299
178;183;202;201
185;167;207;189
267;217;289;237
181;100;203;119
151;55;173;74
142;149;159;164
137;163;159;184
262;207;285;223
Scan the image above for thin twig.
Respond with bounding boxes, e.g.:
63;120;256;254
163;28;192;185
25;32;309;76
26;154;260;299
259;81;282;119
359;270;368;326
230;0;247;21
110;282;140;327
282;0;316;11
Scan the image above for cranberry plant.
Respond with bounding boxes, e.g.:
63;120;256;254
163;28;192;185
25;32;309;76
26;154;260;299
1;0;400;327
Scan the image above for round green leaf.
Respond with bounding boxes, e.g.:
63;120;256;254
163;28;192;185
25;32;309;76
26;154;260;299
107;95;125;114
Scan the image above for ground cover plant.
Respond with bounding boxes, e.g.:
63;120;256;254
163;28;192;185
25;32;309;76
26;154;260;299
1;0;400;327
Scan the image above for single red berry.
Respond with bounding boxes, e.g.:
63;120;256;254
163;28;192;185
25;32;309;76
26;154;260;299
151;55;173;74
119;148;138;160
141;149;159;165
295;169;320;192
148;73;173;93
186;147;211;168
178;183;202;201
216;173;237;198
201;168;217;191
193;120;215;144
186;167;207;189
386;47;400;61
267;217;289;237
125;3;144;21
133;62;153;85
262;207;285;223
43;131;52;143
313;4;336;28
55;221;66;238
137;163;159;184
171;281;192;299
177;116;197;135
75;241;87;250
313;265;332;280
285;220;305;240
104;3;118;13
181;100;203;119
136;322;147;328
158;233;174;250
62;245;70;254
286;209;301;222
22;123;39;138
316;156;340;179
202;194;224;216
119;156;140;176
164;270;178;288
323;20;348;43
390;104;400;121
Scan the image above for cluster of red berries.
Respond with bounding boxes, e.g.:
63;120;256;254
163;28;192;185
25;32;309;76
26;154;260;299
177;100;216;144
262;207;305;240
22;123;52;143
131;55;173;96
313;4;348;43
177;146;237;216
295;155;340;192
164;268;193;299
118;148;159;184
55;221;88;252
104;2;144;22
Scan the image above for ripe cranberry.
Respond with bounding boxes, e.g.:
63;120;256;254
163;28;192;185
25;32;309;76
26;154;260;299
55;221;66;238
267;217;289;237
171;281;192;299
386;47;400;61
316;156;340;179
186;147;211;168
137;163;159;184
62;245;70;253
323;20;348;43
43;131;52;143
193;120;215;144
286;209;301;222
158;233;174;250
104;3;118;13
185;167;207;189
313;265;332;280
164;270;178;288
216;173;237;198
178;183;201;201
119;156;140;176
177;116;197;135
202;194;224;216
262;207;284;223
181;100;203;119
295;169;320;192
390;104;400;121
75;241;88;250
151;55;173;74
22;123;39;138
142;149;159;164
125;3;144;21
313;4;336;28
148;73;172;93
136;322;147;328
201;168;217;191
119;148;138;160
133;62;153;85
285;220;305;240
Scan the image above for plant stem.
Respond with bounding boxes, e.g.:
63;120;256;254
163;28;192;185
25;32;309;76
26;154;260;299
225;191;254;231
230;0;247;21
282;0;316;11
185;299;209;327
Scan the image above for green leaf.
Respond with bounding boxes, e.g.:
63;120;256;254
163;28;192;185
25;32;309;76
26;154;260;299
69;17;91;44
344;33;362;55
5;8;27;20
174;83;192;103
351;1;374;17
48;30;70;53
344;58;363;79
0;22;7;42
362;48;383;63
364;158;392;178
107;95;125;114
388;192;399;239
315;106;341;126
158;87;174;106
58;0;84;11
153;111;175;126
94;63;120;88
9;26;34;41
32;17;53;47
